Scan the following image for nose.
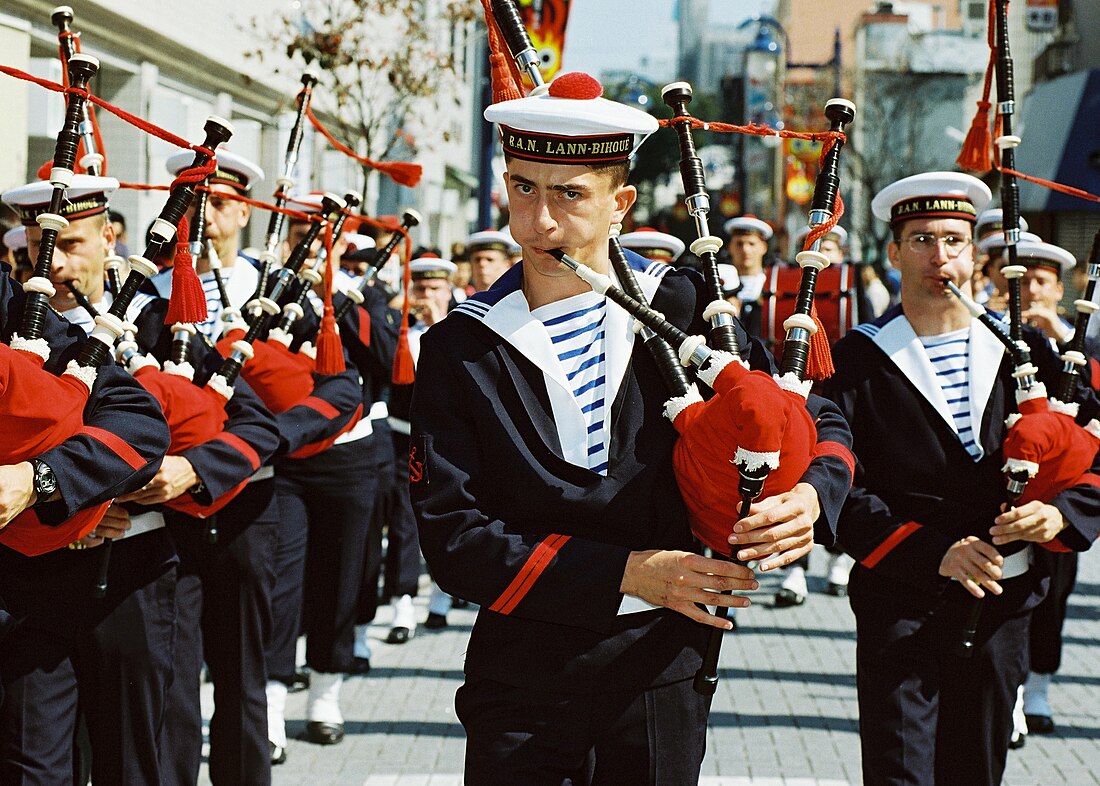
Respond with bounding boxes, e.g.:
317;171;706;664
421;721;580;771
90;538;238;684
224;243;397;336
532;196;557;236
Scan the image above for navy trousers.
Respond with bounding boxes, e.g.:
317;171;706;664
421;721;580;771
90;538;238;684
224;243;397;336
159;480;279;786
0;530;177;786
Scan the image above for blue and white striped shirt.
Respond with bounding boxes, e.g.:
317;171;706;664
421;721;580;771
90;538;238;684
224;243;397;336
920;327;981;460
533;291;610;474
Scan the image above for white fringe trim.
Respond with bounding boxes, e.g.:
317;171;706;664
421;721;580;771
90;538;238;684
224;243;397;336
1005;412;1022;428
774;371;812;398
1048;398;1079;418
207;373;234;401
62;360;97;392
1086;420;1100;440
1016;383;1048;404
162;360;194;379
663;384;704;423
10;334;50;362
1001;458;1039;477
733;447;781;473
697;349;744;388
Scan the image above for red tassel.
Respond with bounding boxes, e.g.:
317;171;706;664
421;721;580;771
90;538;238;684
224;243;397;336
392;232;415;385
956;99;992;173
392;324;416;385
958;7;997;173
164;215;208;325
315;309;345;375
375;161;423;188
315;223;345;375
804;305;835;382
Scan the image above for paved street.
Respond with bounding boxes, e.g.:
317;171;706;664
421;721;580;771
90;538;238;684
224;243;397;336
200;550;1100;785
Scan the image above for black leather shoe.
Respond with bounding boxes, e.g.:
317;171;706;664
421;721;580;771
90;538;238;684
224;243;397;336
288;669;310;693
270;742;287;765
774;588;806;607
305;721;345;745
1009;731;1027;750
825;582;848;597
348;656;371;675
424;612;448;630
386;626;412;644
1026;714;1056;735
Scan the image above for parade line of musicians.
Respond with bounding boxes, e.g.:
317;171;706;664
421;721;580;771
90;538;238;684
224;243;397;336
0;69;1098;786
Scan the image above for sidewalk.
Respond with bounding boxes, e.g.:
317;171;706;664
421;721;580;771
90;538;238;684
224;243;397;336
199;549;1100;785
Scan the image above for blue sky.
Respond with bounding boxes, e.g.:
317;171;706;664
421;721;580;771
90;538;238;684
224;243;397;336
562;0;774;76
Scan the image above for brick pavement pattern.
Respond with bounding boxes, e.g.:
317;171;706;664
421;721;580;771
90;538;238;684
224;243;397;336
196;551;1100;785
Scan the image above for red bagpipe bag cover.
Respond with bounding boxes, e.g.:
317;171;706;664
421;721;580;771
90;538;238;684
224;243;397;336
214;329;361;459
216;328;314;414
1004;396;1100;505
0;343;107;555
671;361;816;557
129;364;244;519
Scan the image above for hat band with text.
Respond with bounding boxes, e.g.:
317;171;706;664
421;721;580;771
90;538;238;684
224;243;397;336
17;195;109;226
210;168;248;192
890;195;977;224
500;126;634;164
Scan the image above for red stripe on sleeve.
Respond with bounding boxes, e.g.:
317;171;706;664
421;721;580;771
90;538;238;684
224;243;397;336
79;425;147;470
357;308;371;348
213;432;261;471
299;396;340;420
861;521;921;569
815;440;856;482
1074;473;1100;490
489;534;571;615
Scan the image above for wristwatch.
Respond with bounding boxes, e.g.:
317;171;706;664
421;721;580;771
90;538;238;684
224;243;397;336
31;459;58;502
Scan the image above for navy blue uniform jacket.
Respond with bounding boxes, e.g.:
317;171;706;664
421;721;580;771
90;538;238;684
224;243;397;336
410;253;853;693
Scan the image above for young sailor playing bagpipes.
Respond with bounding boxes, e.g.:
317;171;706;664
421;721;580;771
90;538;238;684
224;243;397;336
822;171;1100;786
409;59;854;780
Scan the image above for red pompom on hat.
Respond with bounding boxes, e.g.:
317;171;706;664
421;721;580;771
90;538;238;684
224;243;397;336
547;72;603;100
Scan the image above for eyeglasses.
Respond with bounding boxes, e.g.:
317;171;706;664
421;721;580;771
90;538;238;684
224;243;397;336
902;233;973;258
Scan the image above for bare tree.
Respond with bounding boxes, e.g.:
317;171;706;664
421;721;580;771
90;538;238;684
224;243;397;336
247;0;482;195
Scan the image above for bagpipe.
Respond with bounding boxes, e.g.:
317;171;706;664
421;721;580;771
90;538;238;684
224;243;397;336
256;73;319;303
52;6;127;296
945;0;1100;656
0;46;231;557
484;0;854;695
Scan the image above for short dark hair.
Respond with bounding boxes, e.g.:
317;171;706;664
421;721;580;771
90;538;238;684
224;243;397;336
504;154;631;189
108;210;126;229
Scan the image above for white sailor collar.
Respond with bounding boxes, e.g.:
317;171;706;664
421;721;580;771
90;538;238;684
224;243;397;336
453;249;671;468
865;307;1003;450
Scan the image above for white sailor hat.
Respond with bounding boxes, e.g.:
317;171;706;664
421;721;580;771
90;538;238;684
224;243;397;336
716;263;741;295
410;254;457;279
618;227;686;261
723;215;773;240
871;171;991;225
1013;237;1075;275
343;233;375;253
3;225;26;251
166;148;264;193
465;229;514;254
484;72;659;165
2;174;119;226
978;230;1042;256
792;224;848;249
284;192;326;215
975;208;1029;239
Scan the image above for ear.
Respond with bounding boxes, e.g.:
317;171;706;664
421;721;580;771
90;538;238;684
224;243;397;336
102;217;116;251
237;202;251;230
610;184;637;226
886;239;900;266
